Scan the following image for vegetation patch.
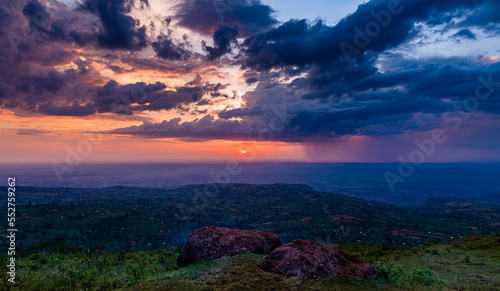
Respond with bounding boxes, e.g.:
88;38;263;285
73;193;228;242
1;233;498;290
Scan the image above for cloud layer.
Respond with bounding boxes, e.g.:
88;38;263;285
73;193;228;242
1;0;500;146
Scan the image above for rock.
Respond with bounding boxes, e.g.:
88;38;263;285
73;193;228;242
177;226;282;266
259;240;378;279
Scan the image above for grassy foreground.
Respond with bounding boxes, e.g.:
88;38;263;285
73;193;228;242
2;233;499;290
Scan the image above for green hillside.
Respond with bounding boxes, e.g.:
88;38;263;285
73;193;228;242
3;184;499;252
2;233;499;290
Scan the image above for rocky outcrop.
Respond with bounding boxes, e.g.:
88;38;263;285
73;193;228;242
259;240;378;279
177;226;282;266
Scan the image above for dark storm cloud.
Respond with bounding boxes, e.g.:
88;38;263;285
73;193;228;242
77;0;148;50
104;95;448;142
241;0;493;72
3;0;500;146
44;19;96;47
452;28;477;40
92;80;227;115
38;102;97;116
0;7;13;31
152;33;191;60
343;58;500;111
135;82;228;112
238;0;500;107
13;69;73;100
27;70;65;94
108;55;500;142
0;82;8;99
20;0;95;47
285;97;449;138
92;80;164;115
106;115;252;141
213;75;455;140
203;24;239;60
176;0;277;36
0;0;203;117
292;57;499;102
0;0;102;115
456;0;500;33
22;0;49;30
1;62;98;115
19;0;153;50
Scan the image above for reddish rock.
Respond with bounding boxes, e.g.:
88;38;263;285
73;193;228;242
260;240;378;279
177;226;282;266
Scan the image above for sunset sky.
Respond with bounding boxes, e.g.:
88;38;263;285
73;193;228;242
1;0;500;163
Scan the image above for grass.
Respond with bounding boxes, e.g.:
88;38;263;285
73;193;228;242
2;233;499;290
129;254;445;290
1;248;179;290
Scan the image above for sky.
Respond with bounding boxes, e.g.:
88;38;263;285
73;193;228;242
1;0;500;163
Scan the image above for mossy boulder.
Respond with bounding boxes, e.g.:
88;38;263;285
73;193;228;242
178;226;282;266
260;240;378;279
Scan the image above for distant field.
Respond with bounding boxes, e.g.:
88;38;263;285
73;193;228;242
2;162;500;205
